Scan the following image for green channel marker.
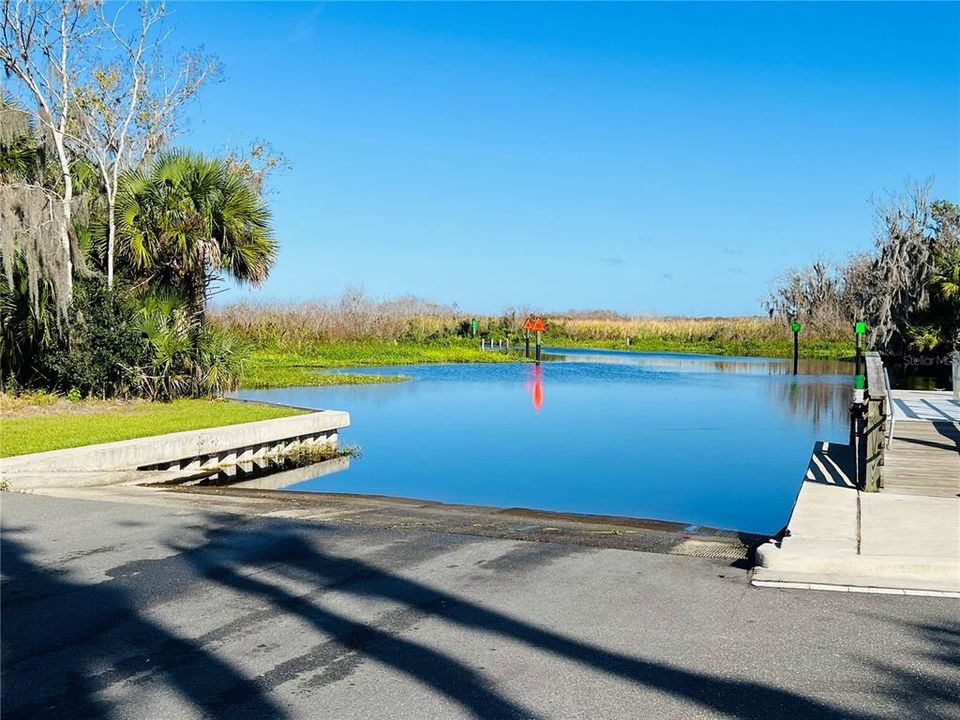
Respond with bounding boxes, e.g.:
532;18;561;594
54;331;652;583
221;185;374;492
855;321;866;335
791;321;802;332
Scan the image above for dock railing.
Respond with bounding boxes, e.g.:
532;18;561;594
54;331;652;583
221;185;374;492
953;352;959;400
852;351;889;492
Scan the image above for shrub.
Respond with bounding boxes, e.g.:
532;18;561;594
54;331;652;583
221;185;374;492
133;293;248;400
191;325;248;397
36;280;150;398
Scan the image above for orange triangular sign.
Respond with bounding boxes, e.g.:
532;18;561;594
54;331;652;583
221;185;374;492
523;318;535;331
532;317;546;332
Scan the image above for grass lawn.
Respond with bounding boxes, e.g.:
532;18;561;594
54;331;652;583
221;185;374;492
0;398;306;458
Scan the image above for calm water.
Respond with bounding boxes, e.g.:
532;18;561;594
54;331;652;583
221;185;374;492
233;348;853;535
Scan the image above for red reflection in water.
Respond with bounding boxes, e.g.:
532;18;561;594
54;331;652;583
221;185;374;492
525;364;544;413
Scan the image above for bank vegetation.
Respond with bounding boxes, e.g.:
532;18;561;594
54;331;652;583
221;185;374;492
211;294;853;366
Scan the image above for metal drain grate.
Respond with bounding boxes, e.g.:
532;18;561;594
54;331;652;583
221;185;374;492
669;538;748;560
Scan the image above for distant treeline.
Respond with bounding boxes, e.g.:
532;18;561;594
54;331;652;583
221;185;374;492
765;185;959;356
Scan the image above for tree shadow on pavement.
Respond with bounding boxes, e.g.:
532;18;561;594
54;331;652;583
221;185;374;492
856;614;960;720
3;517;953;720
0;528;287;720
178;523;881;720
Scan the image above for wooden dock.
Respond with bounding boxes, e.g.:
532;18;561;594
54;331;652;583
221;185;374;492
889;389;960;423
885;390;960;499
755;364;958;594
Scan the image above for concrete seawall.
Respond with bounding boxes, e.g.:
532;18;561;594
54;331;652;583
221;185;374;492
0;411;350;479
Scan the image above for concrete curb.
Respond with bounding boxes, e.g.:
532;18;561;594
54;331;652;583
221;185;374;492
0;470;187;490
751;578;960;598
755;543;960;589
0;411;349;480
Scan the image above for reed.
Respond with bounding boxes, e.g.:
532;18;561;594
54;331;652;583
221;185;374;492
284;442;362;465
209;291;854;366
209;292;466;349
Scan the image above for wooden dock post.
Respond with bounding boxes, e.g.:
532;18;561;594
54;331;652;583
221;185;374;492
856;352;888;492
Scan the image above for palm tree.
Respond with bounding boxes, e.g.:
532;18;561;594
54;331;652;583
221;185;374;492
115;151;277;321
929;247;960;351
930;248;960;301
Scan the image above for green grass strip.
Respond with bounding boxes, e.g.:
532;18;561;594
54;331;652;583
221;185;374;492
241;340;522;388
543;337;855;360
1;399;306;457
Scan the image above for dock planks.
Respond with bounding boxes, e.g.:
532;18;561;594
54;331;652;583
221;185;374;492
884;418;960;499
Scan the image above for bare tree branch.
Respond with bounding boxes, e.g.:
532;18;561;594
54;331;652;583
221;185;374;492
71;0;221;288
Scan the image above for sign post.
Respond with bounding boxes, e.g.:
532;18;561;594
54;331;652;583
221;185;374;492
522;317;534;358
854;321;866;376
953;352;960;401
790;320;801;375
471;319;478;338
531;316;546;363
853;322;867;402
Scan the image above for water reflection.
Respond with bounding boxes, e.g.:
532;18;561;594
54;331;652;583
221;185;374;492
543;347;853;377
526;364;544;413
151;456;351;490
768;377;850;433
885;360;953;391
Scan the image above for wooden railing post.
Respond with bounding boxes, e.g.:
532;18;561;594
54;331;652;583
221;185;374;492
858;352;888;492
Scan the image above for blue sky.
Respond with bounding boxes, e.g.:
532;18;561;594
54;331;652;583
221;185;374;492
172;2;959;316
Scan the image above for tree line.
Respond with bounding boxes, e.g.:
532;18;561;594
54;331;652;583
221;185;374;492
1;0;281;398
765;186;959;357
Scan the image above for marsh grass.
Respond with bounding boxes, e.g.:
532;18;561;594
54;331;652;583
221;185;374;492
544;317;852;359
550;316;831;342
240;363;409;389
212;294;854;368
210;292;466;347
239;341;523;389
